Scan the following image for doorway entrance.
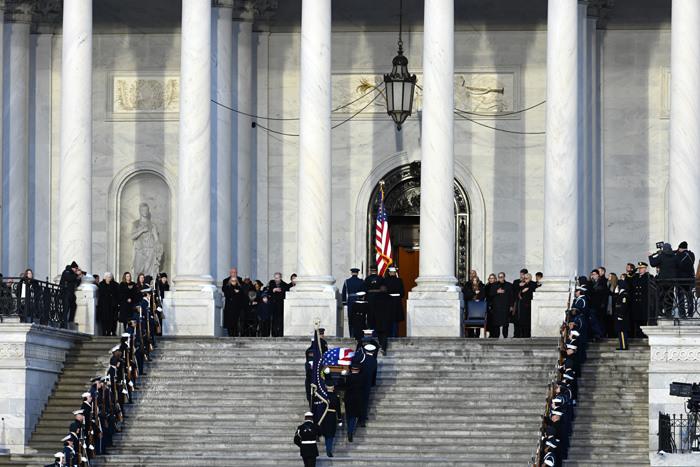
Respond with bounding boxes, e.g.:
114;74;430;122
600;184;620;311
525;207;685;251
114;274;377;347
366;161;470;336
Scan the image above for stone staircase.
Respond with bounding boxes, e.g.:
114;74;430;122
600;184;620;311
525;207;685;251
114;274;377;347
92;337;559;467
0;336;120;467
563;339;650;467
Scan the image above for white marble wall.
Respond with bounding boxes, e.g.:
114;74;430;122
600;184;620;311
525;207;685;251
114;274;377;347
27;28;673;285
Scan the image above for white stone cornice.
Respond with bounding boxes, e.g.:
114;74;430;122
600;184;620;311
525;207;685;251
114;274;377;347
212;0;234;9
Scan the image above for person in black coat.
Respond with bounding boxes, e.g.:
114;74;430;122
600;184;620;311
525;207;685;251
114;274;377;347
367;286;393;354
630;262;651;337
118;273;140;332
383;267;405;337
268;272;289;337
256;293;272;337
293;412;319;467
98;273;120;336
514;273;537;338
318;384;340;457
60;262;81;323
676;241;696;317
222;276;247;337
344;363;366;442
488;272;513;338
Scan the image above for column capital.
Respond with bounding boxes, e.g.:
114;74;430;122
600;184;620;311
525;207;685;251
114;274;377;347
233;0;277;22
212;0;234;9
5;0;33;23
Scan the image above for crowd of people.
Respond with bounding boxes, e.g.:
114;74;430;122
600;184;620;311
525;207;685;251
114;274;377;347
295;327;382;466
45;284;159;467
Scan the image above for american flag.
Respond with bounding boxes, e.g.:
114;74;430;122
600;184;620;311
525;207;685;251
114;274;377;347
375;185;393;276
322;348;355;367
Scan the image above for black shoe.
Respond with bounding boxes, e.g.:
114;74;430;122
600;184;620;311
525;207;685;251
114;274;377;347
348;433;353;442
327;451;333;457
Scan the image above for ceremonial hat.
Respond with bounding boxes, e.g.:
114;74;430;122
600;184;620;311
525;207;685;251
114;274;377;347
575;285;587;292
61;435;71;442
356;291;366;296
90;376;101;382
388;266;397;272
54;452;65;458
362;329;374;335
304;411;313;417
110;345;121;353
81;392;91;398
637;261;648;268
121;333;130;338
72;409;84;415
350;268;360;273
550;409;563;417
141;287;153;294
363;343;377;352
570;330;580;337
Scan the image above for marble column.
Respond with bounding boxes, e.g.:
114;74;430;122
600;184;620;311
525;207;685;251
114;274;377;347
57;0;92;274
284;0;338;336
235;7;254;278
0;1;4;273
2;5;30;276
531;0;581;336
669;0;700;250
165;0;222;336
211;0;233;280
406;0;462;337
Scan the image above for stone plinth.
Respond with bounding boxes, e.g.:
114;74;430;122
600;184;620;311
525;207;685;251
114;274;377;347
284;285;339;337
531;279;570;337
0;323;86;454
643;324;700;462
162;285;223;336
407;286;462;337
74;282;98;335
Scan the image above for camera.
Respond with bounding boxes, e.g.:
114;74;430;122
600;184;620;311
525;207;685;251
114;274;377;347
670;382;700;412
656;241;665;250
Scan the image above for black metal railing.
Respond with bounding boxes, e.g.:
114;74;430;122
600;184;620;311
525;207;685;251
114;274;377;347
649;278;700;322
0;277;67;328
659;412;700;453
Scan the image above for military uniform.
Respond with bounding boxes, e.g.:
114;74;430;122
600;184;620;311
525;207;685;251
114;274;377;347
317;386;341;457
630;263;650;337
384;268;405;337
342;269;367;331
344;365;366;442
614;286;631;350
349;300;369;341
294;415;319;467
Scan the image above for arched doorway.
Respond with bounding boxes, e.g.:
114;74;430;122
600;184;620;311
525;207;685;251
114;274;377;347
366;161;470;334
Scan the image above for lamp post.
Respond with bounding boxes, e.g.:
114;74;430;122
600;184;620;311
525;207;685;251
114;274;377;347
383;0;416;130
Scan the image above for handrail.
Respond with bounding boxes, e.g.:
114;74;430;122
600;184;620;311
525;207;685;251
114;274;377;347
0;277;67;328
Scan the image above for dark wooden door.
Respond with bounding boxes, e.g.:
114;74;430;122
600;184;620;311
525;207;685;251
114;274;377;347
397;246;419;337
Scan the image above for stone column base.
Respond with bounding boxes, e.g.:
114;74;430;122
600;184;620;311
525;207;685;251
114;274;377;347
163;280;222;336
407;280;463;337
75;282;98;335
284;283;339;337
531;279;570;337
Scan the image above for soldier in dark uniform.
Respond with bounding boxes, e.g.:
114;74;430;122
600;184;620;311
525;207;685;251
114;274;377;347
342;268;367;329
68;410;86;463
630;261;650;337
368;285;393;354
80;392;95;457
268;272;290;337
304;331;328;406
61;435;76;467
344;362;366;442
349;296;369;341
293;411;319;467
364;266;383;292
318;383;340;457
383;266;405;337
45;451;64;467
614;283;630;350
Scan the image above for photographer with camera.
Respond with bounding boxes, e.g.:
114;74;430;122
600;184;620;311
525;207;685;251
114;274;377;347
649;242;680;318
676;242;696;317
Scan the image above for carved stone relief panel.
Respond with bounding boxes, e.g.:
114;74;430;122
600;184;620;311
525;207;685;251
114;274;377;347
108;74;180;121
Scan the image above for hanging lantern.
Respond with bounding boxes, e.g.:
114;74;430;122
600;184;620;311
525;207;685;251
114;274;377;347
383;0;416;131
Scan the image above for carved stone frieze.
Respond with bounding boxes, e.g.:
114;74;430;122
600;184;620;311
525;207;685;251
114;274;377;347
651;346;700;362
0;343;25;359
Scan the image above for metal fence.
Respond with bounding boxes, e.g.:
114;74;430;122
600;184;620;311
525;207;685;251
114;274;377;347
649;278;700;322
659;412;700;453
0;277;67;328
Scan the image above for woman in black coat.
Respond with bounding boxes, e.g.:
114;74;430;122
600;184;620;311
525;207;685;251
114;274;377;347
98;273;120;336
515;273;537;338
118;272;139;330
222;276;247;337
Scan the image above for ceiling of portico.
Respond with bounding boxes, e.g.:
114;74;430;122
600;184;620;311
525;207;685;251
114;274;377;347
82;0;672;33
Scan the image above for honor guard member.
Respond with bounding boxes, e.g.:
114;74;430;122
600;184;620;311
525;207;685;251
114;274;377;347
364;266;383;293
344;362;366;442
349;295;369;341
614;284;630;350
319;383;341;457
62;435;76;467
368;285;393;355
304;342;315;406
45;452;64;467
294;411;319;467
384;267;405;337
359;343;378;426
342;268;367;326
630;261;650;337
80;392;96;456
